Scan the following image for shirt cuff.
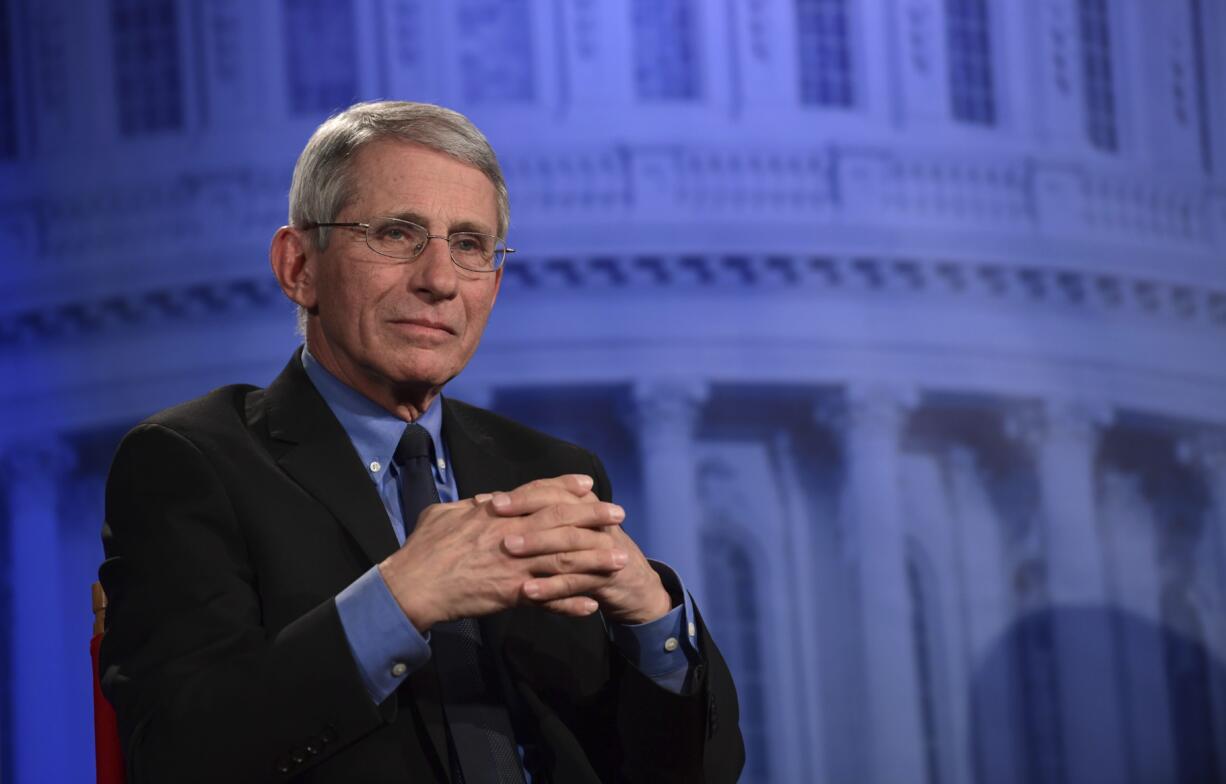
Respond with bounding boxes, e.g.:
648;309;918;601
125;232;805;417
335;565;432;704
606;561;701;693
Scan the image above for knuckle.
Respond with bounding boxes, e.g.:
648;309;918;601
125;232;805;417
477;531;501;551
490;518;514;537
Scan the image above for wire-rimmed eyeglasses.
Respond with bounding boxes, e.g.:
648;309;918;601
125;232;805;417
304;216;514;273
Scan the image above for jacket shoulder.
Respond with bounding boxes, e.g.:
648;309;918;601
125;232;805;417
127;384;262;447
445;397;596;462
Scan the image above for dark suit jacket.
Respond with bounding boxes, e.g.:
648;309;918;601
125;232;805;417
100;353;744;783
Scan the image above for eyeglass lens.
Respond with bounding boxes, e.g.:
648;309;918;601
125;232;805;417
366;217;502;271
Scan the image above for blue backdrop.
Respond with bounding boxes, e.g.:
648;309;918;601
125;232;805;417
2;1;1225;782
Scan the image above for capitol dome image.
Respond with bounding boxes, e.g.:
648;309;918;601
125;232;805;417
1;1;1224;782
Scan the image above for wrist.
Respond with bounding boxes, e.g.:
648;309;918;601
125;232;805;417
647;582;674;620
379;559;438;632
621;578;673;625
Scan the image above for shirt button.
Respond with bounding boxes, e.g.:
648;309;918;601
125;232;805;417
688;622;696;638
664;637;679;652
391;662;408;677
369;461;382;473
436;458;446;471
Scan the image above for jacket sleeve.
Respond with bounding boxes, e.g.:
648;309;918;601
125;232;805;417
99;423;389;783
578;453;746;783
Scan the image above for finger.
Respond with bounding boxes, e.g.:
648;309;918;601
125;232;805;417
523;547;628;577
503;525;616;557
510;474;594;499
522;573;615;603
412;498;485;528
488;475;596;515
516;501;625;534
555;473;596;496
470;487;586;513
539;596;600;616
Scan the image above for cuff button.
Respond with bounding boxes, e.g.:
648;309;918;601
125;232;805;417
391;661;408;677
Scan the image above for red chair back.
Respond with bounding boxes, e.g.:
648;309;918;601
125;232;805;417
91;582;126;784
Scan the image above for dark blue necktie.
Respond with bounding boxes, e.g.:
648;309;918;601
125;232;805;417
393;424;525;784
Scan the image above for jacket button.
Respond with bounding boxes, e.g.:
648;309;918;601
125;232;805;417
305;741;321;755
275;759;291;774
320;726;338;744
290;749;306;765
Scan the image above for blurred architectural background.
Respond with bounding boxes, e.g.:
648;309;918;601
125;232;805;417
1;1;1225;781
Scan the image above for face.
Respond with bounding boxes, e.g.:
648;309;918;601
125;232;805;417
293;140;503;413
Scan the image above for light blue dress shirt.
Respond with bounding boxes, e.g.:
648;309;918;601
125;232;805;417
300;348;699;705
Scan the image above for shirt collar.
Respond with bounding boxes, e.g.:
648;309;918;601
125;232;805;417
301;346;448;482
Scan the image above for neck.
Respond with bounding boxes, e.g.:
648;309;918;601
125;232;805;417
305;337;439;422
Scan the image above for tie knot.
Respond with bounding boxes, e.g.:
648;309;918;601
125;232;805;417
393;423;433;466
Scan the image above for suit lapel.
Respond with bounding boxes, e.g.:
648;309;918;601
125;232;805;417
257;351;401;567
442;398;522;499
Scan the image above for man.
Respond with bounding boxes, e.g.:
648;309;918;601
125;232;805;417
100;101;744;782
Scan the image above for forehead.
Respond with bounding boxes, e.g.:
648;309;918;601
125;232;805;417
344;139;499;230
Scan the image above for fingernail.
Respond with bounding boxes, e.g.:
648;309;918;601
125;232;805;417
584;599;599;613
575;474;594;490
612;550;628;567
504;534;525;552
524;581;540;598
492;493;511;509
609;505;625;522
474;493;493;503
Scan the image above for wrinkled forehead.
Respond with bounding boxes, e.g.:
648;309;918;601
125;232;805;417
342;140;500;232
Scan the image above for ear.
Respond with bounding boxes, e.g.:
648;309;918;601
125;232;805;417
269;226;318;309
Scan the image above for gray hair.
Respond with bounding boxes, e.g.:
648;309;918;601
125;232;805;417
287;101;511;335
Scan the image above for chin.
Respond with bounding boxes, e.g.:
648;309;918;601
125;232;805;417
388;360;454;389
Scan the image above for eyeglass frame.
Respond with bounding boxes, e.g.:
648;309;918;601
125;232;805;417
301;217;515;273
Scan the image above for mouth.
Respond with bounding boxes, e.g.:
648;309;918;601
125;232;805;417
390;318;457;336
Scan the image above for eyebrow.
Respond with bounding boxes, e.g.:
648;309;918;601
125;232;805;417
385;210;496;236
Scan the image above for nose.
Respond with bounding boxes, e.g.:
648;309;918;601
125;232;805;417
409;234;459;301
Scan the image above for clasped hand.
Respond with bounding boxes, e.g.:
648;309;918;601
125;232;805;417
378;474;672;632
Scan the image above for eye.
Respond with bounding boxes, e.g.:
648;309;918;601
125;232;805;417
373;223;412;242
368;219;428;258
451;233;495;256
